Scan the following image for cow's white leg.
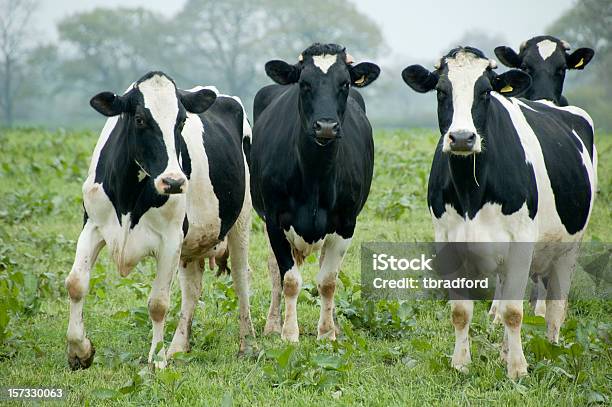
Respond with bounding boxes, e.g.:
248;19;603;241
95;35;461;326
65;220;105;370
488;275;502;324
545;249;576;343
500;300;527;379
227;198;256;355
148;233;182;369
263;232;282;336
281;266;302;342
534;276;547;317
317;235;351;340
168;260;203;358
450;299;473;372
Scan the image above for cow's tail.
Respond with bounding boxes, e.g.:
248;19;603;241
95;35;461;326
230;96;252;170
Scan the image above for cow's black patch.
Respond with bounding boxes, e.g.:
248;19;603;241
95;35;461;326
518;100;593;234
199;96;246;240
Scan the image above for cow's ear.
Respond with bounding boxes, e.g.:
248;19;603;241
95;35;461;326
90;92;124;117
494;46;522;68
349;62;380;88
567;48;594;70
401;65;438;93
179;89;217;114
492;70;532;97
265;60;300;85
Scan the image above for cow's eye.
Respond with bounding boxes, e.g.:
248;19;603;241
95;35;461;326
135;115;145;127
481;90;490;100
300;81;311;91
556;67;566;76
342;81;350;90
178;119;186;130
436;89;448;99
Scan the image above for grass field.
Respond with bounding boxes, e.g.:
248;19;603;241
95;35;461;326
0;128;610;406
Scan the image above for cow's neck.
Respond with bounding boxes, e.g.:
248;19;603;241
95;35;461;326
446;151;490;216
295;128;340;181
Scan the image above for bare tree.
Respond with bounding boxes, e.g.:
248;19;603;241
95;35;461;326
0;0;36;127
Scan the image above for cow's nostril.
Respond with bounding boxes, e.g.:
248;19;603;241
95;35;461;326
449;134;456;143
468;134;476;142
314;121;322;131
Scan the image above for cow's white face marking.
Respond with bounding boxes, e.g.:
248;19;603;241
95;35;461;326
444;52;488;154
312;54;338;74
138;75;186;193
537;39;557;60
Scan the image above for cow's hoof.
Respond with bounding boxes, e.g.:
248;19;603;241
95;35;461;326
451;362;469;374
451;349;471;374
167;340;189;360
263;319;282;336
238;337;259;358
67;340;95;370
281;328;299;343
317;327;336;341
507;356;528;379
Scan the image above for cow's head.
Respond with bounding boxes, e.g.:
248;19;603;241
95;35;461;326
264;43;380;147
89;72;216;195
402;47;531;155
494;35;594;105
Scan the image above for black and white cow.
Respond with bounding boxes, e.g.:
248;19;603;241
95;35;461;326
495;36;596;317
401;47;596;378
251;43;380;341
65;72;255;370
494;35;595;106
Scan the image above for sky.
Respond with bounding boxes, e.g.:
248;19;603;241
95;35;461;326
36;0;576;61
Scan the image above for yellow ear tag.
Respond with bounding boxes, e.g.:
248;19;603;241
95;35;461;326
574;58;584;68
355;75;366;86
500;85;513;93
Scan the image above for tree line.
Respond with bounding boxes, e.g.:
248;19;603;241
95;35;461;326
0;0;610;130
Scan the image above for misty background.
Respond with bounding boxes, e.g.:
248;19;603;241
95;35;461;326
1;0;610;130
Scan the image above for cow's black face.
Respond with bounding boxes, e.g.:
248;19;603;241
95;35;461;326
402;47;531;155
90;72;216;195
495;36;594;105
265;44;380;147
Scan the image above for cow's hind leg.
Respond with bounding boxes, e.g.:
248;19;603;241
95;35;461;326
545;247;577;343
148;232;182;369
65;220;105;370
317;234;351;340
263;228;282;335
227;200;256;355
168;260;203;358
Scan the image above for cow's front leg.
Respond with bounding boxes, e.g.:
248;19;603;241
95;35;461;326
317;234;351;340
266;221;299;342
65;220;105;370
499;246;532;379
227;200;257;355
168;260;203;358
148;234;182;369
451;299;473;372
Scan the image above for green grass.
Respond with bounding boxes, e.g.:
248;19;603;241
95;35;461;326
0;128;610;406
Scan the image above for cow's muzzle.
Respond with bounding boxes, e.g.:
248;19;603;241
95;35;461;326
155;173;188;195
448;131;476;153
313;119;340;146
